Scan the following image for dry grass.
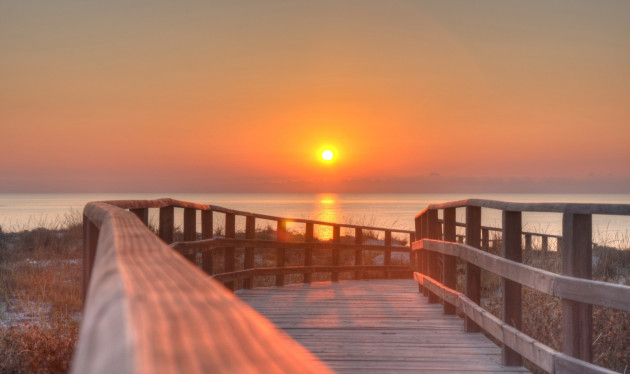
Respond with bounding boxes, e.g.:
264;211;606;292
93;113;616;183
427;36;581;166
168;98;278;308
0;212;82;374
2;208;629;373
477;237;630;373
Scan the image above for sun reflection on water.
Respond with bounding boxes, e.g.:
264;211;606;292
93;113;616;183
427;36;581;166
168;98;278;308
313;193;339;241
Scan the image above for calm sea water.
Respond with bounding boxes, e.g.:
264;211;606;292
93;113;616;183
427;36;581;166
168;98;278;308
1;193;630;247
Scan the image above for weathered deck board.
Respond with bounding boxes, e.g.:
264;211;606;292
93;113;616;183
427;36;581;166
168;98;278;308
237;279;530;374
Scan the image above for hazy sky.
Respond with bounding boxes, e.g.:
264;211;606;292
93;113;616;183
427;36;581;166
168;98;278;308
2;1;629;193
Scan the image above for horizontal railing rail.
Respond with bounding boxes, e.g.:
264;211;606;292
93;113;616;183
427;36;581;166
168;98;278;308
76;199;344;374
413;200;630;374
416;198;630;216
76;198;415;373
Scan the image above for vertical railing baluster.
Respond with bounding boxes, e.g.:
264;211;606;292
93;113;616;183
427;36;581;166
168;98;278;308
465;205;481;332
427;210;440;304
243;215;255;289
409;232;416;277
130;208;149;226
224;212;236;291
332;225;340;281
201;210;214;276
562;213;593;362
276;219;286;286
384;230;392;279
354;228;363;280
414;216;423;293
304;223;314;283
502;210;523;366
183;208;196;242
183;208;197;264
541;235;548;253
442;208;456;315
201;210;213;240
159;205;174;244
421;213;430;297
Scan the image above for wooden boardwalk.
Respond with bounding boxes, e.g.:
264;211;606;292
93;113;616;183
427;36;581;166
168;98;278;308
236;279;530;373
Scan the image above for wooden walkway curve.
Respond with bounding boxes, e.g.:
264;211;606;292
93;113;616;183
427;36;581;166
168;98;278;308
236;279;530;374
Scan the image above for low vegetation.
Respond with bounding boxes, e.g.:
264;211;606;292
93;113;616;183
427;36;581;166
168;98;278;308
474;233;630;373
1;211;629;373
0;213;82;374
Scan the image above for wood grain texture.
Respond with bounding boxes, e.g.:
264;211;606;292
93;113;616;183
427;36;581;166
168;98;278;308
237;280;530;374
172;238;411;255
158;206;174;244
76;202;332;374
414;272;620;374
465;206;481;332
416;199;630;217
561;213;593;362
413;239;630;312
502;210;523;366
442;207;456;315
102;198;414;234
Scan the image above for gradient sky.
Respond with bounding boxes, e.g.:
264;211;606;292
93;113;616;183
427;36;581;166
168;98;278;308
1;1;629;193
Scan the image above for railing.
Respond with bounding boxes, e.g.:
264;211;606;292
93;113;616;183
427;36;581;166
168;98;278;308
413;199;630;374
451;222;563;252
75;198;414;374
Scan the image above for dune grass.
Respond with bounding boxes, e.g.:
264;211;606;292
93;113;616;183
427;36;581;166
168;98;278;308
0;212;82;374
474;234;630;373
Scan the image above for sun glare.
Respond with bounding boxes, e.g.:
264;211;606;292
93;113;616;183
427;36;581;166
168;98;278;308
321;149;334;161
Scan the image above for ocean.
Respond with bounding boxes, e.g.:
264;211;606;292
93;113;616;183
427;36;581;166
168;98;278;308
2;193;630;247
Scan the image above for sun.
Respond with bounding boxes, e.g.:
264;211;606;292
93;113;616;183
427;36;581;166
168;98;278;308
321;149;334;161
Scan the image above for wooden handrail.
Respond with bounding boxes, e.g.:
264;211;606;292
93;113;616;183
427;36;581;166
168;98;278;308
413;239;630;311
415;198;630;218
101;197;415;234
171;237;411;255
413;200;630;374
414;272;616;374
75;201;334;374
78;197;627;374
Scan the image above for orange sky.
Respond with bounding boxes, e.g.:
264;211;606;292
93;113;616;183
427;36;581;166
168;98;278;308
1;1;629;193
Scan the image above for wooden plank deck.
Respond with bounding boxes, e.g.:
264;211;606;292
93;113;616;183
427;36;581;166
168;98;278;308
236;279;530;374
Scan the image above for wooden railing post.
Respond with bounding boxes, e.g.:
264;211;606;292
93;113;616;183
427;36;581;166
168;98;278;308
201;210;213;240
525;234;532;251
332;225;340;282
442;207;456;315
183;208;197;264
562;213;593;362
304;223;314;283
541;235;548;253
414;216;423;293
159;206;174;244
465;205;481;332
427;210;440;304
243;216;255;289
130;208;149;226
409;232;416;275
184;208;197;242
502;210;523;366
201;210;214;276
224;213;236;291
82;215;99;305
276;220;287;286
421;213;430;297
482;228;489;249
384;230;392;279
354;228;363;280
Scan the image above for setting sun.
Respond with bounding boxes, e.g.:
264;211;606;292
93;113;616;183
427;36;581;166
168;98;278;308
321;149;334;161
